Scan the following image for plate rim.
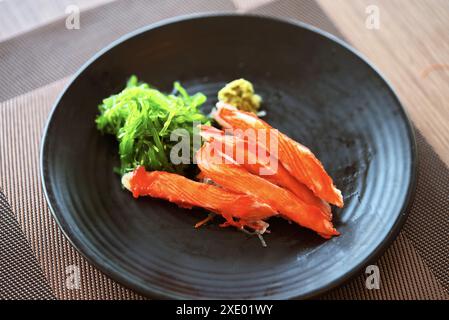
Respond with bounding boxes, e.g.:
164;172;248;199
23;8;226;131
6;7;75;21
40;12;418;299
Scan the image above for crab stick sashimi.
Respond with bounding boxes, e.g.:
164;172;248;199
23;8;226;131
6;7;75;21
199;125;332;220
213;102;343;207
196;143;339;238
121;166;276;232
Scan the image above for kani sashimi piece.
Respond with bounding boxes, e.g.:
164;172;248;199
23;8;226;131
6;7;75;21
122;166;275;232
199;125;331;220
196;143;339;238
213;102;343;207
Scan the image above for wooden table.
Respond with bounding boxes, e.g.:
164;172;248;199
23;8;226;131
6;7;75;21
318;0;449;167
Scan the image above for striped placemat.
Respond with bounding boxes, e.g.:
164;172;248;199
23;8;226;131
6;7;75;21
0;0;448;299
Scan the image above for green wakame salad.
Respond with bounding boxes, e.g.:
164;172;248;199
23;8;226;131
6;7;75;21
96;76;210;175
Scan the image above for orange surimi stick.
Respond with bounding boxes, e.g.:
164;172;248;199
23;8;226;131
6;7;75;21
199;125;332;220
213;102;343;207
122;166;275;232
196;143;339;238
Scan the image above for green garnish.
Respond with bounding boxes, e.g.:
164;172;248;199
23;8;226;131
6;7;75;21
218;78;262;113
96;75;209;175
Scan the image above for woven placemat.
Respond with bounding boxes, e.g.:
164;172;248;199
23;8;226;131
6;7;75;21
0;191;55;299
0;0;448;299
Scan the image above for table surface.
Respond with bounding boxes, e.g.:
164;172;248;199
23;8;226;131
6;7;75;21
1;0;447;165
318;0;449;168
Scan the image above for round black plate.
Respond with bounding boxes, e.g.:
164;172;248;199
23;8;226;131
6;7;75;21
41;14;416;299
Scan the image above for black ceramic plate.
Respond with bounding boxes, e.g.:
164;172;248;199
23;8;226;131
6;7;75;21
41;14;416;299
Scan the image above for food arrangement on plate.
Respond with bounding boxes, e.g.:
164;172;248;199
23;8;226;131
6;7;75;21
96;77;343;245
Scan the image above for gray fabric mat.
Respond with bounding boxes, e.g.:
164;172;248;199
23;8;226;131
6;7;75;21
0;0;236;102
0;191;55;299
